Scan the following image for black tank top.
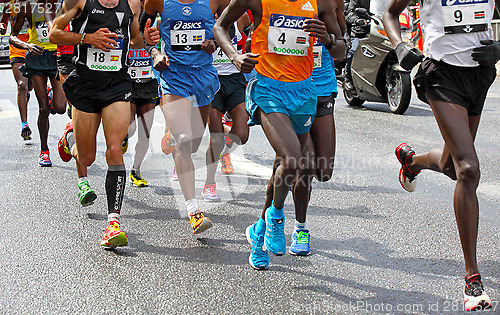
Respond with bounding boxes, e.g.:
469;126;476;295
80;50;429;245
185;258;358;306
72;0;132;72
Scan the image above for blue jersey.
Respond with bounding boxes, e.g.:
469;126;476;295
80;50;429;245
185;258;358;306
160;0;215;67
312;45;337;97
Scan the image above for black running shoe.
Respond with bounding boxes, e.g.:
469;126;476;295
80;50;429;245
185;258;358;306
395;143;420;192
464;274;492;311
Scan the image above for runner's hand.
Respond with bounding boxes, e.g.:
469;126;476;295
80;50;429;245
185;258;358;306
201;39;216;54
153;53;170;71
86;28;118;52
472;40;500;66
395;41;423;70
28;44;45;55
303;14;329;45
231;53;259;73
144;19;160;45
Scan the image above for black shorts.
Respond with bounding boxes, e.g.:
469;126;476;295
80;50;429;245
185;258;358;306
130;78;160;106
10;57;25;65
20;50;58;78
211;72;246;114
63;66;132;113
57;54;75;75
316;93;336;117
413;58;496;116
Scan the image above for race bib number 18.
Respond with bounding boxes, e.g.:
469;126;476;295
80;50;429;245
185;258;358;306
441;0;489;34
86;38;123;71
268;14;310;56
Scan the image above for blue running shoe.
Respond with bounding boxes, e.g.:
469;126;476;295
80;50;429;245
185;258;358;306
246;222;268;270
289;230;311;256
264;205;286;256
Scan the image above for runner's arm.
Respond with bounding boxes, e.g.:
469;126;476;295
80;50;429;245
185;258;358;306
213;0;254;65
49;0;118;51
128;0;143;49
382;0;410;47
317;0;346;60
9;3;31;50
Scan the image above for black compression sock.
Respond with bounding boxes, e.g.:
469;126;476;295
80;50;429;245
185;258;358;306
105;164;126;216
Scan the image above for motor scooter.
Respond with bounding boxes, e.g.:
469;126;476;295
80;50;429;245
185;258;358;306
341;1;421;114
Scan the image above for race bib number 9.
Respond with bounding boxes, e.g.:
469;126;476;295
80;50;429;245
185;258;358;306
86;38;123;71
170;20;205;51
313;38;322;68
441;0;489;34
35;21;49;43
268;14;310;56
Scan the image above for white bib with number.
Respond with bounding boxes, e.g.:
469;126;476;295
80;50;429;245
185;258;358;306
35;21;49;43
170;30;205;46
86;38;123;71
268;14;310;56
442;0;490;34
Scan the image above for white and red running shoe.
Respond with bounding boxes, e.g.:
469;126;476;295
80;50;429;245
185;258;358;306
463;274;492;311
395;143;420;192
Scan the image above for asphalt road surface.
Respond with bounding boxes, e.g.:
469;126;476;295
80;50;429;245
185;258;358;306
0;66;498;314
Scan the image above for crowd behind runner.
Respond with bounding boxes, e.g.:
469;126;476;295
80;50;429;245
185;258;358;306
0;0;497;310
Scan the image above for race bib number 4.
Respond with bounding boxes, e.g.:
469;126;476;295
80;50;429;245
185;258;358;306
35;21;49;43
442;0;490;34
268;14;310;56
213;36;237;64
170;20;205;51
86;38;123;71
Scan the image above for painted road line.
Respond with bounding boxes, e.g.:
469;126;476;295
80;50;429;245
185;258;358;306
231;153;273;179
0;99;18;119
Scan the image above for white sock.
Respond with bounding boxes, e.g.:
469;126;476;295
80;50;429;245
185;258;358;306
108;213;120;222
295;221;308;231
78;176;88;184
185;198;199;215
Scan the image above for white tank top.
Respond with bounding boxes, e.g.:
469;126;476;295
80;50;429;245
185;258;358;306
419;0;495;67
213;22;242;76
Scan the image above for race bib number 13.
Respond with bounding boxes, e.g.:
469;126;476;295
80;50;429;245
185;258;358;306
441;0;489;34
268;14;310;56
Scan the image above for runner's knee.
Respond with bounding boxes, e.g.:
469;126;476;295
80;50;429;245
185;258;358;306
79;154;96;167
176;133;193;155
17;80;28;93
455;161;480;185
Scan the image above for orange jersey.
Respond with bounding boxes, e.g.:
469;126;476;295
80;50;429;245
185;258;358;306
9;33;29;59
251;0;318;82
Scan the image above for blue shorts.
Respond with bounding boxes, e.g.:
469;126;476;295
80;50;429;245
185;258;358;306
245;73;317;135
159;63;220;107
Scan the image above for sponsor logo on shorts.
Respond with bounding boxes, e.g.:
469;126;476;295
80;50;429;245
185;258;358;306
304;116;312;127
124;92;132;99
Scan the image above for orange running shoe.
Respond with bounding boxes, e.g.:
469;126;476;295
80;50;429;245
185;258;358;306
220;153;234;174
161;128;176;155
58;122;73;162
189;211;213;234
100;220;128;248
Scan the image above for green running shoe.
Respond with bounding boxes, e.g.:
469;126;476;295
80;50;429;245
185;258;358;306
78;180;97;206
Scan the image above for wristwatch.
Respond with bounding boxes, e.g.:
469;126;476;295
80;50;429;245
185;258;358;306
324;33;336;50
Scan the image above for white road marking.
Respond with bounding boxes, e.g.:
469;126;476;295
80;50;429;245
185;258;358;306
0;99;18;119
478;182;500;199
231;153;273;179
